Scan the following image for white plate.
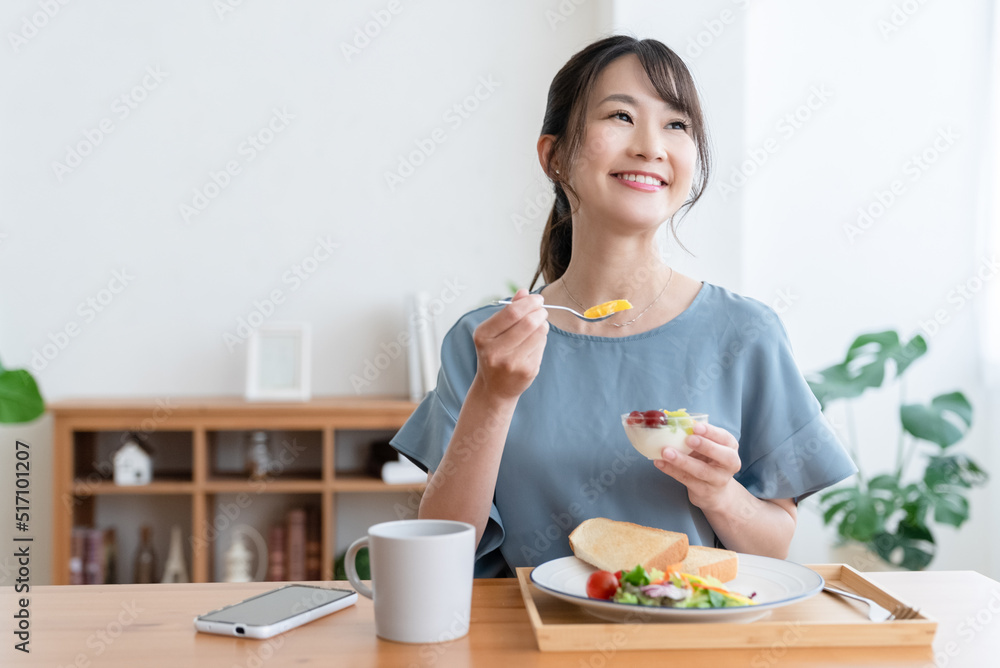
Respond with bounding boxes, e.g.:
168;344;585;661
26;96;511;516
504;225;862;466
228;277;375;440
529;555;823;624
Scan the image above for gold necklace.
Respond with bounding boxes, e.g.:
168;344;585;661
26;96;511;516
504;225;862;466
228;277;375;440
561;268;673;328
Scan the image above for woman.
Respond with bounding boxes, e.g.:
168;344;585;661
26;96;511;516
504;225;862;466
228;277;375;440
391;36;856;577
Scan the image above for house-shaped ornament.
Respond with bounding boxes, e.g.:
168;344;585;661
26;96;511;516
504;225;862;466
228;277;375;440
113;434;153;486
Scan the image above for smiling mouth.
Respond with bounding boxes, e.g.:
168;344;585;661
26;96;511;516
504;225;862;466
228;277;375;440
612;172;667;186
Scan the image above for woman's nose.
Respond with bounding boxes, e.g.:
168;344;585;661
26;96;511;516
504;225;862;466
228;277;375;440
629;122;667;161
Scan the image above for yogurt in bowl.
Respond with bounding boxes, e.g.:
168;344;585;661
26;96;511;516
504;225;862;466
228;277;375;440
621;409;709;459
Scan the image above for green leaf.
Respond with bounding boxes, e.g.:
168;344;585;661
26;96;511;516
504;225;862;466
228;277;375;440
867;474;900;492
929;392;973;427
845;331;900;364
901;396;972;447
892;335;928;376
819;486;858;503
840;494;880;542
928;491;969;527
870;519;936;570
808;330;924;408
822;498;853;525
0;367;45;424
924;454;989;489
807;363;870;409
333;547;369;580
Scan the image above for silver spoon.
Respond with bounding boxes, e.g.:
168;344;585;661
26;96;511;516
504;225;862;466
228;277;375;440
492;299;628;322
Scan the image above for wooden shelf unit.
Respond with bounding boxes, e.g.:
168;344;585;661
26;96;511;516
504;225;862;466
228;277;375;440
51;396;421;585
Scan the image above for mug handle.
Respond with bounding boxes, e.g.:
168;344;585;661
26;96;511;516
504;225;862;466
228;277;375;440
345;536;372;599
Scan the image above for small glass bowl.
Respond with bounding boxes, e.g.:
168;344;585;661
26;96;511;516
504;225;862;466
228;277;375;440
621;412;709;459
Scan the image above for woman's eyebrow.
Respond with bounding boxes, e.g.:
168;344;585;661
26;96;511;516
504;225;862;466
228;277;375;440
596;93;682;113
598;93;638;106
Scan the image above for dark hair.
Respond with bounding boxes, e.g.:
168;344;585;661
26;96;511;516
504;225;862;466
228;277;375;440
530;35;712;289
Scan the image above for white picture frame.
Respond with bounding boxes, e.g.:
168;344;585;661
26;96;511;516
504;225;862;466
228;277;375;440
245;323;311;401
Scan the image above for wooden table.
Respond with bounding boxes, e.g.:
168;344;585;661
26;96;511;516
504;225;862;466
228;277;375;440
4;571;999;667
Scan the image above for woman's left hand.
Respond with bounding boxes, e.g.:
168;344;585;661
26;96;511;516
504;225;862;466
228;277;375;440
654;421;741;513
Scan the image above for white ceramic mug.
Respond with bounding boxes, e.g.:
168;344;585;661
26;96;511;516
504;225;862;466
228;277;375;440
345;519;475;644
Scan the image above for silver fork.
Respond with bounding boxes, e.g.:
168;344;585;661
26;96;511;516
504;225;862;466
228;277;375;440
823;585;921;622
492;299;625;322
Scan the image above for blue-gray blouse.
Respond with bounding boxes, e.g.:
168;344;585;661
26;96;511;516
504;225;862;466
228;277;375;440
391;282;857;577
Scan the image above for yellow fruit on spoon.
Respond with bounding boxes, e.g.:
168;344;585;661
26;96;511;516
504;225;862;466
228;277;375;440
583;299;633;319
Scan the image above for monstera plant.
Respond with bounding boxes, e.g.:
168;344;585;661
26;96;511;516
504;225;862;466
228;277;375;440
0;356;45;424
807;331;987;570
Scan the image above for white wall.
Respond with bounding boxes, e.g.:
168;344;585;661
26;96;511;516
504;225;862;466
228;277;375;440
612;0;996;578
743;0;995;578
0;0;604;398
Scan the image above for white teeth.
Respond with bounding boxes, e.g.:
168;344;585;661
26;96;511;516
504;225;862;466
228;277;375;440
617;173;663;186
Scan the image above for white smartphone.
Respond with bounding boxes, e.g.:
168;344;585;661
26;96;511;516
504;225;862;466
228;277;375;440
194;584;358;639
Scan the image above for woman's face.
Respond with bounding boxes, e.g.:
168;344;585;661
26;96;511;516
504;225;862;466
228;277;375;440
565;54;697;232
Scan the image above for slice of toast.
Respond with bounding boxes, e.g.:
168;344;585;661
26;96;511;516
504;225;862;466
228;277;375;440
680;545;738;582
568;518;689;573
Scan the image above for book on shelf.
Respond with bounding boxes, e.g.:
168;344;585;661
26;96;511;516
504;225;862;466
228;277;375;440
306;506;321;581
265;506;320;582
286;508;307;581
267;525;286;582
71;527;118;585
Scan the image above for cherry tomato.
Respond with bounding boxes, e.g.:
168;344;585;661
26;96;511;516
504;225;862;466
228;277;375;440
586;570;619;600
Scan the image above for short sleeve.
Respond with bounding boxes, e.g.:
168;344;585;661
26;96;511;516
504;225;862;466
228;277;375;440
735;308;857;502
389;311;508;577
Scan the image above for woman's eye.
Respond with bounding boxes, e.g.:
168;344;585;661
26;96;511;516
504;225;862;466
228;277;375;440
668;121;690;131
610;110;633;123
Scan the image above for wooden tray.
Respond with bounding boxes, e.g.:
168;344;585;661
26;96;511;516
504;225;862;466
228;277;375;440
515;563;937;652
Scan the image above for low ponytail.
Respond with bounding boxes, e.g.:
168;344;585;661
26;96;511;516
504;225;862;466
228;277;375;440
530;182;573;289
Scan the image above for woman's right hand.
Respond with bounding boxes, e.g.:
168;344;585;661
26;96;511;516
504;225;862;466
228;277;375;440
472;289;549;401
